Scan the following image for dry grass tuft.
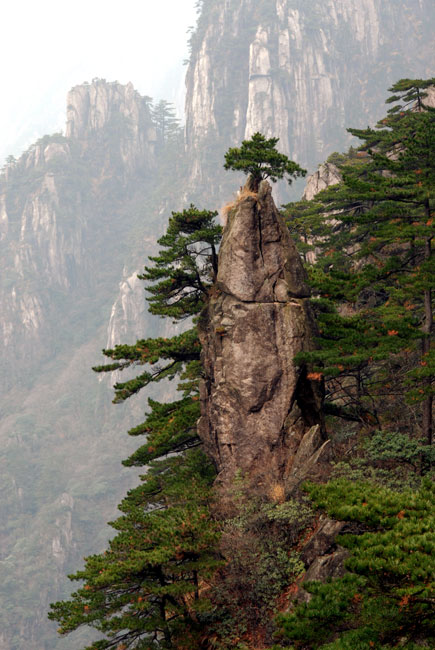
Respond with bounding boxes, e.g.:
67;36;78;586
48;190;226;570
222;200;236;219
269;483;285;504
220;187;260;224
238;187;258;201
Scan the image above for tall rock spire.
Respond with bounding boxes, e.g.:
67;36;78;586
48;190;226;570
198;181;327;494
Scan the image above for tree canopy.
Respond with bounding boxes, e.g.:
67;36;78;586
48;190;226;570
285;78;435;444
276;478;435;649
49;205;223;649
140;205;221;321
224;132;306;190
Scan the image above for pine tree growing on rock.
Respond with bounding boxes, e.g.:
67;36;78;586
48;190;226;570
276;478;435;649
49;207;222;649
285;78;435;444
224;132;306;191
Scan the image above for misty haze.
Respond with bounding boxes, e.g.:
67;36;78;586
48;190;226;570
1;1;434;648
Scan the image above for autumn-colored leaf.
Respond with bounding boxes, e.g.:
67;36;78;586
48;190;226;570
307;372;323;381
399;594;410;609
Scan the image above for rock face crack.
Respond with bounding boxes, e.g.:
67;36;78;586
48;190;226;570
198;180;325;492
258;209;265;268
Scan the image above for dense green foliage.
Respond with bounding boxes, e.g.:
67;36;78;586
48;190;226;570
285;79;435;443
49;78;434;650
224;132;306;190
140;206;221;321
276;479;435;649
49;208;223;648
49;451;220;650
275;80;435;649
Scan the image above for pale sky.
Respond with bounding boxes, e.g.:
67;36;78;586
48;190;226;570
1;0;197;164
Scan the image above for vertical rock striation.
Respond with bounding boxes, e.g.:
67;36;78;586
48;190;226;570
198;181;326;493
186;0;434;177
66;79;156;175
0;80;156;391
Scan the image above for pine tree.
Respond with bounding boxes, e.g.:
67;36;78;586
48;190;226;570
224;132;306;190
276;478;435;649
140;205;221;321
285;78;435;443
49;207;223;648
49;451;220;650
152;100;182;153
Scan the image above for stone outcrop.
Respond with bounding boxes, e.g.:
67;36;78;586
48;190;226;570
198;181;326;492
302;163;342;201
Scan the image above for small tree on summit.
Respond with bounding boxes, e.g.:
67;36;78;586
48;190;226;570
224;132;306;190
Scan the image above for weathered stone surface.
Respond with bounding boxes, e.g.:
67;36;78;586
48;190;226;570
218;181;310;302
306;549;348;580
198;181;324;490
300;549;349;597
286;425;332;493
302;163;342;202
292;517;349;603
301;517;346;566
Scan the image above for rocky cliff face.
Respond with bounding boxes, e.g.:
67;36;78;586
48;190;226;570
66;79;156;176
302;162;342;201
0;80;156;392
198;181;326;493
0;162;84;387
0;81;160;649
186;0;434;179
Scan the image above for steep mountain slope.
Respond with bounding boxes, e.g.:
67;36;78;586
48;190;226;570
1;2;434;648
185;0;434;190
1;81;156;390
0;80;181;650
